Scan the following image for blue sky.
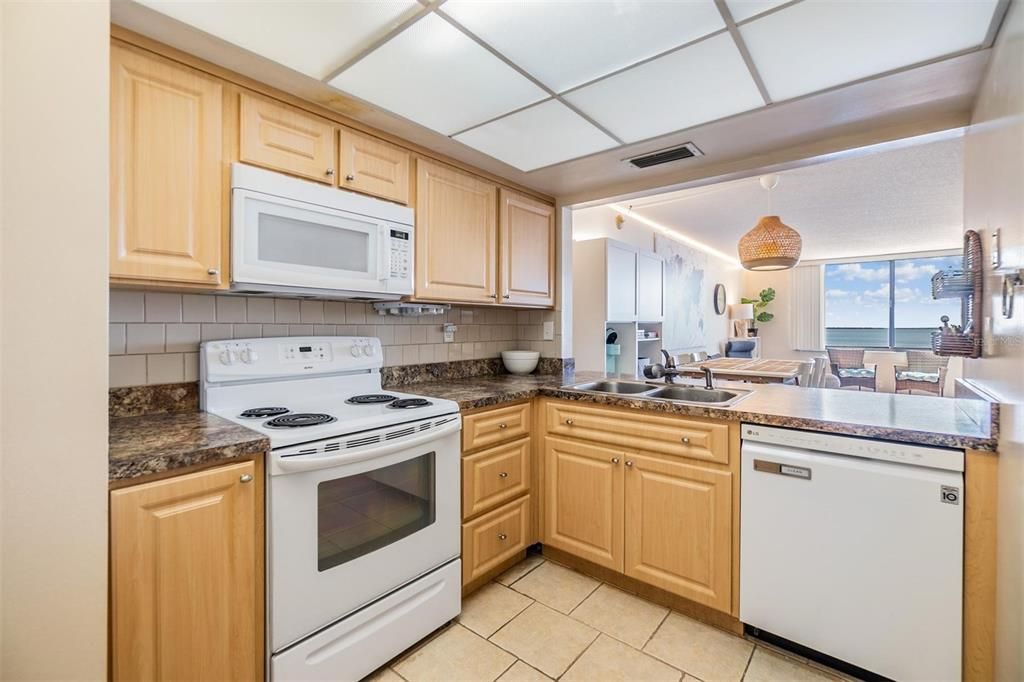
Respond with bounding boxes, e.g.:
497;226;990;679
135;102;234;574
825;256;962;328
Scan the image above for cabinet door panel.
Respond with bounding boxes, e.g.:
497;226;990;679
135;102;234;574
463;437;531;519
606;242;637;321
543;436;623;571
415;160;497;303
636;252;664;321
340;128;410;204
240;93;337;183
462;495;531;585
500;189;555;307
110;45;223;285
624;453;732;612
111;461;259;681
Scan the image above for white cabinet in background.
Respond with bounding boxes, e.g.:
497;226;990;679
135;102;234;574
607;241;638;321
636;251;665;322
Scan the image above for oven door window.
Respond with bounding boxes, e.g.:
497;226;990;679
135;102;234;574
317;452;436;572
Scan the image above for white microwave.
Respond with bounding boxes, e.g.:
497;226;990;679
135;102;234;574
231;163;413;300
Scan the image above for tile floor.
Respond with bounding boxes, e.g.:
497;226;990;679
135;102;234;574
367;554;853;682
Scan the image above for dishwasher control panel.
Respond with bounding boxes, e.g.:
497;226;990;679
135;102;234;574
741;423;964;472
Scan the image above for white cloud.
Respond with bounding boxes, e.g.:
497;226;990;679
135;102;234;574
826;288;851;298
832;263;889;282
863;284;890;299
895;262;943;283
894;286;919;303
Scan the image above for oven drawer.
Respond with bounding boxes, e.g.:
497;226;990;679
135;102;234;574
544;400;730;464
462;402;531;453
463;437;530;519
462;495;530;585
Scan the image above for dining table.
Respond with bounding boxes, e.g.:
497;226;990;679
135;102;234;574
677;357;809;384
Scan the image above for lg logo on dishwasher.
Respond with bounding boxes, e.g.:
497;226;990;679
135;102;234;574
940;485;960;505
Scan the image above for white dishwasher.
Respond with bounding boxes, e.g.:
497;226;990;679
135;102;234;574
740;424;964;681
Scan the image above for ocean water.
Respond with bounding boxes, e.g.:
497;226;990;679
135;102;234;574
825;328;935;349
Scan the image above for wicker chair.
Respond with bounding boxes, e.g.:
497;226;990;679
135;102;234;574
894;350;949;397
826;348;877;391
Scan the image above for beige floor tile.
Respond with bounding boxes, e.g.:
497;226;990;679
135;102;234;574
394;624;514;682
496;660;552;682
496;554;545;586
644;612;753;682
562;634;682;682
744;648;839;682
459;582;533;638
571;583;669;648
490;602;599;678
510;560;599;613
363;666;404;682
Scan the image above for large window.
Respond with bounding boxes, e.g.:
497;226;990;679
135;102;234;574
824;255;962;349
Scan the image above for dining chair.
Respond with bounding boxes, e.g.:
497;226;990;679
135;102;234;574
894;350;949;396
826;348;877;391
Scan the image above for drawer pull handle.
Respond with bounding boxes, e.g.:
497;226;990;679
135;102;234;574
326;168;335;176
497;533;508;541
565;418;574;425
611;457;620;464
498;423;508;429
239;474;253;483
681;437;690;444
498;471;509;478
625;460;634;468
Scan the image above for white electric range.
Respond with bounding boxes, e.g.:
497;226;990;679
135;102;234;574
201;336;462;681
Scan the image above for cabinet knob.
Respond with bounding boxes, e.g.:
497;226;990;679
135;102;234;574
345;174;355;182
497;533;508;541
498;423;508;429
502;295;511;299
681;437;690;444
625;460;634;468
239;474;253;483
611;457;620;464
325;168;335;176
489;294;498;299
565;418;574;425
207;267;219;276
498;471;509;478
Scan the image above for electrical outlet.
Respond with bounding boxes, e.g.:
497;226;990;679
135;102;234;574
543;320;555;341
443;323;457;343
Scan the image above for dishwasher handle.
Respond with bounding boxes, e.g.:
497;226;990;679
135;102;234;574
753;458;813;480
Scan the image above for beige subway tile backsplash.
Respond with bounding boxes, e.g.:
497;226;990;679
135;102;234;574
109;292;562;386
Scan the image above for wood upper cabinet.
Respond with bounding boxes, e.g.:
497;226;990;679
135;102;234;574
239;92;337;183
339;127;410;204
415;159;498;303
110;44;225;286
110;461;262;681
624;453;733;612
543;436;624;571
500;189;556;307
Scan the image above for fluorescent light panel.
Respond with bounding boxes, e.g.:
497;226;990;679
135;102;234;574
725;0;791;23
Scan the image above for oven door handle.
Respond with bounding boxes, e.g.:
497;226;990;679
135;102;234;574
273;417;461;474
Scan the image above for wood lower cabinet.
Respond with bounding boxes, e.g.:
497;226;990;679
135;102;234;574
339;128;410;204
462;495;531;585
110;461;262;681
500;189;556;307
415;159;498;303
463;437;531;518
110;44;225;287
624;453;733;612
239;92;337;183
542;436;624;571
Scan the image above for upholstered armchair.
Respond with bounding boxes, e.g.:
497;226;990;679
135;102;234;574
894;350;949;396
826;348;877;391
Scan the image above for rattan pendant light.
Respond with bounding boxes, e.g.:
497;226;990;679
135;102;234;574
738;175;802;271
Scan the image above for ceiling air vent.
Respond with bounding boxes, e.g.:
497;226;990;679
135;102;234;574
627;142;703;169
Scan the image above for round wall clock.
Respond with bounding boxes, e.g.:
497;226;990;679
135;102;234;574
713;284;727;315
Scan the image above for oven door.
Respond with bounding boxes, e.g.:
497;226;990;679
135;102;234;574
233;188;393;294
268;419;460;652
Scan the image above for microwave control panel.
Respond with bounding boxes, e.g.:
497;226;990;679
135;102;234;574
389;228;411;279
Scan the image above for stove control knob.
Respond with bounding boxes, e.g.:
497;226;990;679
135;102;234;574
241;348;258;364
219;349;237;365
350;345;361;358
362;344;374;356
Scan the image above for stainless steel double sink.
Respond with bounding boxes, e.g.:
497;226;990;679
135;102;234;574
564;379;751;407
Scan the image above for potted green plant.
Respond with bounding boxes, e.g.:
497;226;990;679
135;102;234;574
742;288;775;337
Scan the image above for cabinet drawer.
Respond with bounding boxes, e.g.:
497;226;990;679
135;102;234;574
463;437;530;519
545;401;729;465
463;402;531;452
462;495;530;585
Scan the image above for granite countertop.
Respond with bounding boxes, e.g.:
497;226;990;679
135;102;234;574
401;371;998;451
109;411;268;485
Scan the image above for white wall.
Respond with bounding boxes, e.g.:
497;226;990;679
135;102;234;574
1;3;109;678
962;3;1024;678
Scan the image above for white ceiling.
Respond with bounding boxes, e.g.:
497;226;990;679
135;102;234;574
574;136;966;262
132;0;1003;174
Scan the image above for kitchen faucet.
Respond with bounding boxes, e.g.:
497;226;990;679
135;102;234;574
644;350;682;383
702;366;715;390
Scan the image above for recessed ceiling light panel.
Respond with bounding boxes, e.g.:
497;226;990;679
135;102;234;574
740;0;999;101
329;13;547;136
454;100;618;172
725;0;790;23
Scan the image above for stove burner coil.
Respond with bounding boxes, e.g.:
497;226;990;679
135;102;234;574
264;413;337;428
345;394;399;405
387;398;432;409
240;407;290;418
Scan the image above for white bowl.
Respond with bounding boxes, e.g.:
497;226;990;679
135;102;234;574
501;350;540;375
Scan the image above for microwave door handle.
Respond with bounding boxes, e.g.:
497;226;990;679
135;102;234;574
378;224;389;281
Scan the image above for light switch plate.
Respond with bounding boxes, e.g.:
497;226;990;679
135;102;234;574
543;320;555;340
